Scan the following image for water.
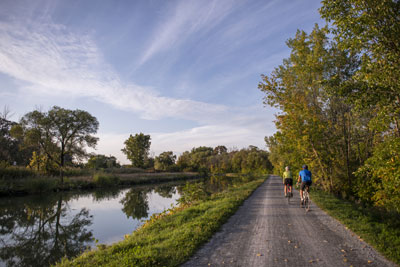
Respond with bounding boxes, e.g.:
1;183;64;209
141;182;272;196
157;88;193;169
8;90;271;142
0;182;185;267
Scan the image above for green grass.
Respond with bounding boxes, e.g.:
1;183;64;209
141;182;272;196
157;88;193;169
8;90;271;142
56;176;267;267
310;188;400;265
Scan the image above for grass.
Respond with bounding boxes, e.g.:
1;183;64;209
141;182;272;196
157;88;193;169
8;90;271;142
56;176;267;267
310;188;400;265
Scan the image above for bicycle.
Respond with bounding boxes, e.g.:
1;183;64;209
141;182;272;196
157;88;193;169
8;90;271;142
297;182;310;212
302;185;310;212
286;185;293;204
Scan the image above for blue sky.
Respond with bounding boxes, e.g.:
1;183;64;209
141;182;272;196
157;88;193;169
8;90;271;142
0;0;324;164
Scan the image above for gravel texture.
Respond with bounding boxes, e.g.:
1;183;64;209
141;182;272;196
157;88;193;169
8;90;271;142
182;175;397;267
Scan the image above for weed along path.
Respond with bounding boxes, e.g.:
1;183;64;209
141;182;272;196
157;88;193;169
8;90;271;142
182;175;396;267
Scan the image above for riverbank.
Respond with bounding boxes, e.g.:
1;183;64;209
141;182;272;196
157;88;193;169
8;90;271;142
56;176;267;266
0;171;200;196
310;189;400;265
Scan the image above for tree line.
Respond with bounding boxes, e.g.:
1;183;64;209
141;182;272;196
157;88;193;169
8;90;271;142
0;107;272;178
258;0;400;212
120;133;272;174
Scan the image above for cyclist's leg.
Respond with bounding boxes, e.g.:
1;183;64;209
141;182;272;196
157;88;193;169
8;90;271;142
300;182;306;200
284;181;287;196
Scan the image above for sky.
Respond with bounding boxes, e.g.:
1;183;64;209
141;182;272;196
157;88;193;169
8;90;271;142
0;0;324;164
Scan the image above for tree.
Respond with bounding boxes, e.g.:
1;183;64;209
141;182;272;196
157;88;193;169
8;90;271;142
121;133;151;168
87;154;119;169
16;106;99;181
259;25;366;193
154;151;176;171
320;0;400;136
319;0;400;209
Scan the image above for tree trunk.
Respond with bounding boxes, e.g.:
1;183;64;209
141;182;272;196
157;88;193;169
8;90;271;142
60;144;64;184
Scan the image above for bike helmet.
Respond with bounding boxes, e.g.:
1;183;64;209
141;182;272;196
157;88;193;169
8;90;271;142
302;164;308;169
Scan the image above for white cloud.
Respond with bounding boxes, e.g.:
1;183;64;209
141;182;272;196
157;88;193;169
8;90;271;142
0;18;230;123
0;13;278;164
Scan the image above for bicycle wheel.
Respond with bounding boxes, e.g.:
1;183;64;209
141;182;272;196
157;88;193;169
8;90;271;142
305;196;309;212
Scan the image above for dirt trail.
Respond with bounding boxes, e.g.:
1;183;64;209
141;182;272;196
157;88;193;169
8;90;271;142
182;175;396;267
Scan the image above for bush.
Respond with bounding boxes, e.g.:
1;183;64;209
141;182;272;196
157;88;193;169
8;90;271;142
93;173;120;187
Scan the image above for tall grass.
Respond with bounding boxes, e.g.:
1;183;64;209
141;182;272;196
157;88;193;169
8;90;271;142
0;167;36;179
92;172;120;187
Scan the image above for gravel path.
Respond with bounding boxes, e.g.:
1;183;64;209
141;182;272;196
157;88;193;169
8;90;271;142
182;175;396;267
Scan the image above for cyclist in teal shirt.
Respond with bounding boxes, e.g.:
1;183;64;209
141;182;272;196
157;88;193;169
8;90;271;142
298;164;312;203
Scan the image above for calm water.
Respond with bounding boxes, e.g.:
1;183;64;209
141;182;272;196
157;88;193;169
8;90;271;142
0;182;186;267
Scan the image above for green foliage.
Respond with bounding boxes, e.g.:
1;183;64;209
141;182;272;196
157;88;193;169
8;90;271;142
176;145;272;175
311;188;400;265
17;106;99;179
355;137;400;212
320;1;400;137
154;151;176;171
56;177;266;267
0;116;22;164
87;154;120;169
93;172;120;187
259;1;400;212
177;182;210;205
121;133;151;168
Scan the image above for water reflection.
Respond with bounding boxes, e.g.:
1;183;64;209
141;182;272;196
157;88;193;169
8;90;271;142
0;176;242;266
0;194;93;267
0;182;183;267
121;189;150;219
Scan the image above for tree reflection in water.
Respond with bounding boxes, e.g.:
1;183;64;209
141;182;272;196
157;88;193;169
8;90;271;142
0;194;93;267
154;185;176;199
120;189;150;220
120;185;176;220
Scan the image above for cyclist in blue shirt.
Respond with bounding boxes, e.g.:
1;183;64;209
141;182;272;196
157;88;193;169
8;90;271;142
298;164;312;204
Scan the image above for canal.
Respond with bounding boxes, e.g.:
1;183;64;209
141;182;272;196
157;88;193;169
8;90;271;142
0;181;187;267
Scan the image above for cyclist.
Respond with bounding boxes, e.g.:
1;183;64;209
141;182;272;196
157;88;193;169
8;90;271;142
298;164;312;204
282;166;293;197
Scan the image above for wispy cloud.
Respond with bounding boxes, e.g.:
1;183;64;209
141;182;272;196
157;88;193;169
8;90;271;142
139;0;238;66
0;3;284;163
0;18;230;122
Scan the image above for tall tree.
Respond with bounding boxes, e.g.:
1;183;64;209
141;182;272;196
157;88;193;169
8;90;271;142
121;133;151;168
320;0;400;210
15;106;99;181
320;0;400;136
259;25;365;193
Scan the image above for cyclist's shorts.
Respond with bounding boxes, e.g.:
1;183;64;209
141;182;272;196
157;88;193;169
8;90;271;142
284;178;293;186
301;181;312;191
